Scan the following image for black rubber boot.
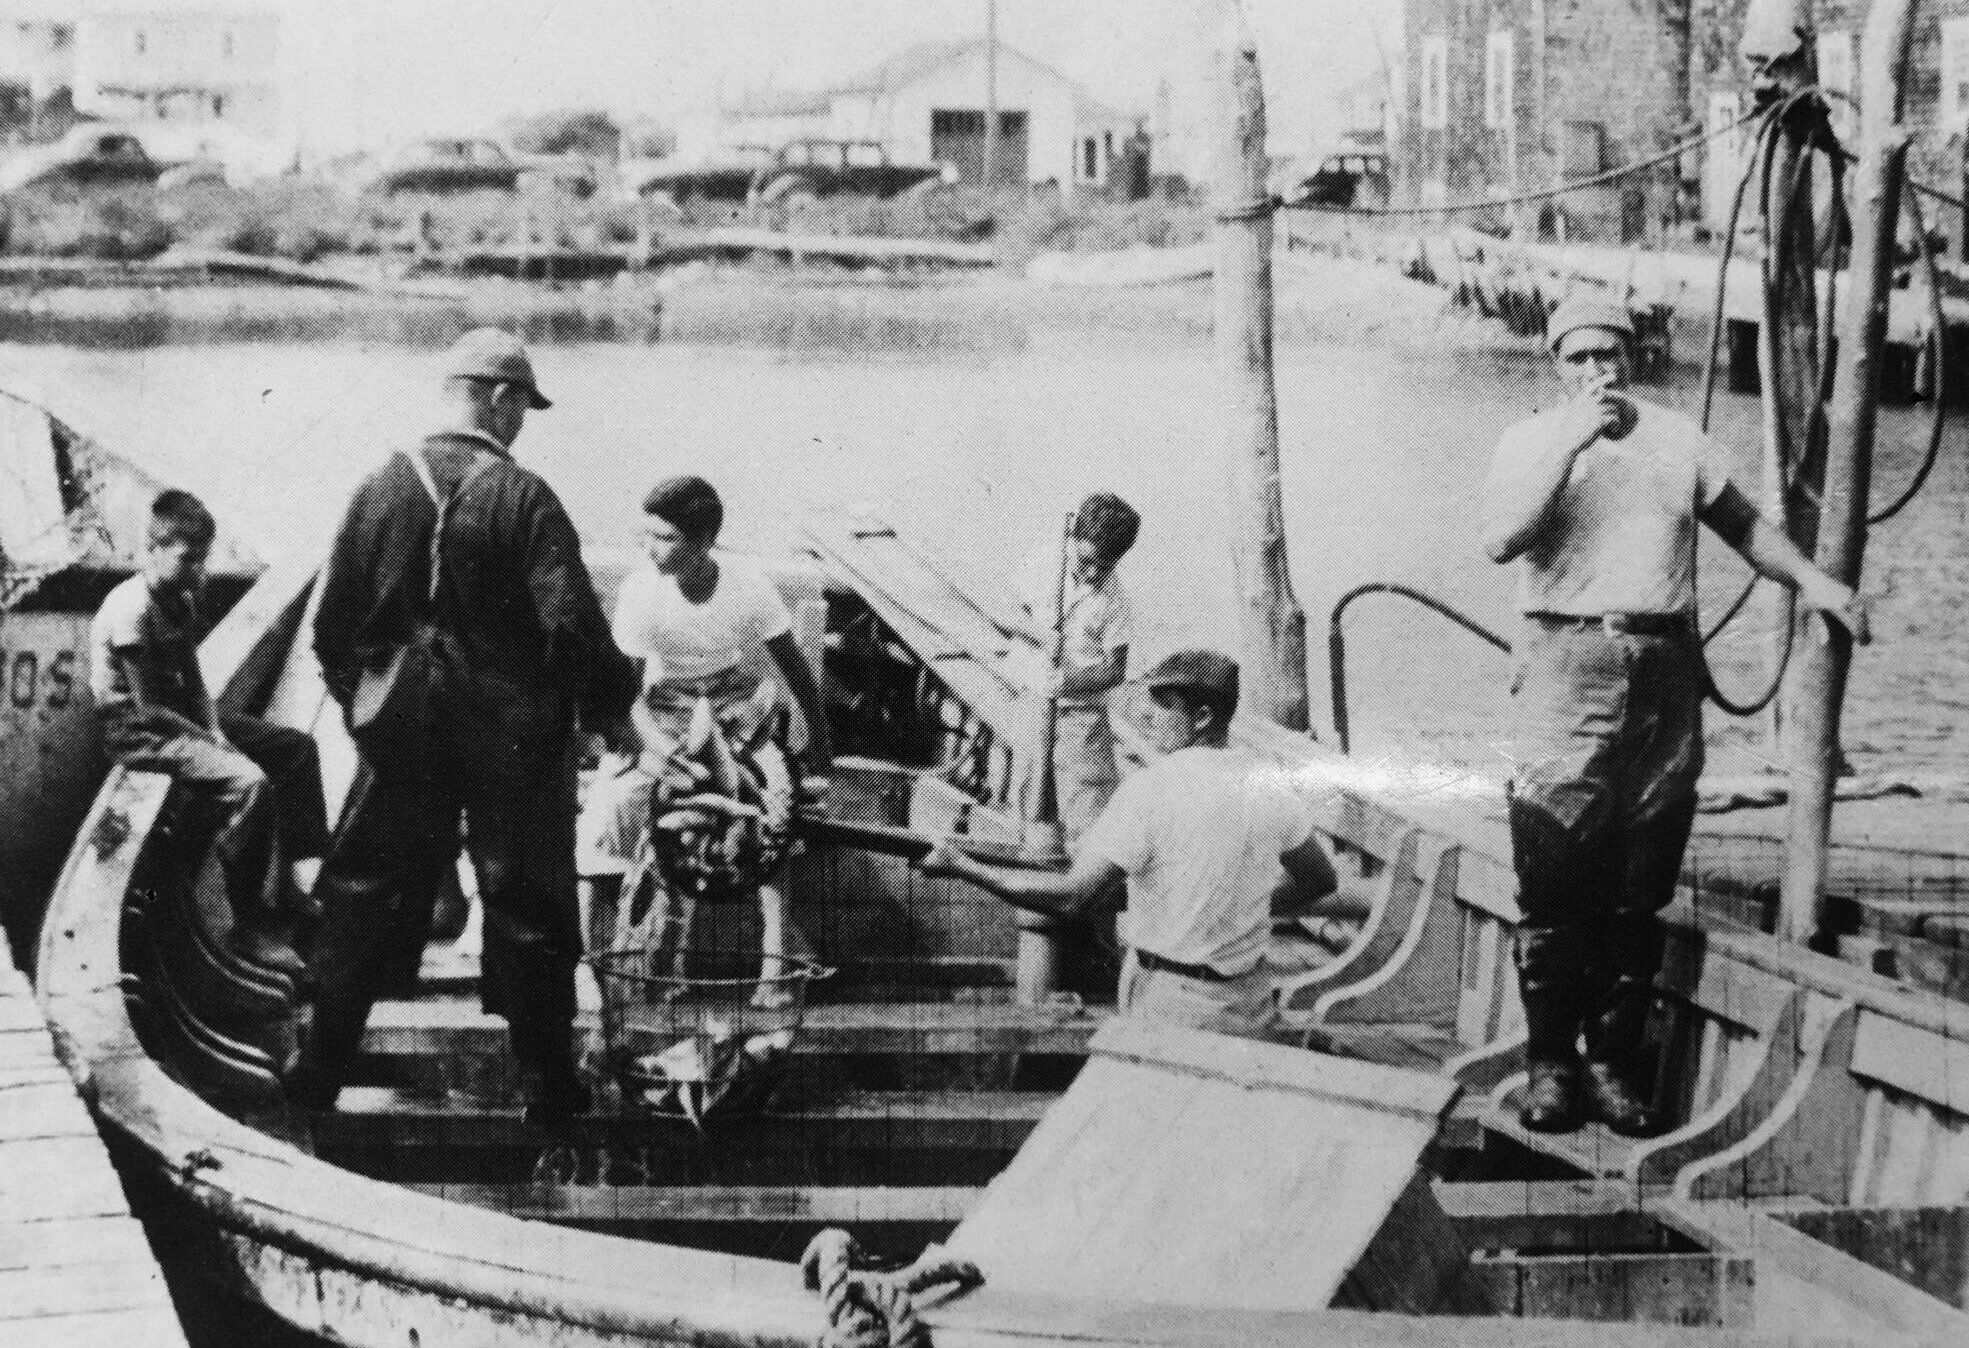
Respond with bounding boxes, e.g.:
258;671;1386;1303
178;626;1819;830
1582;970;1668;1137
1514;924;1588;1134
514;1020;591;1129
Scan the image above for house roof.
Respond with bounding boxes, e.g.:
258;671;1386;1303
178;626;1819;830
725;86;832;119
832;36;1132;124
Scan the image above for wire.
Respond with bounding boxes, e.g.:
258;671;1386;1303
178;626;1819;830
1868;174;1950;523
1280;111;1759;220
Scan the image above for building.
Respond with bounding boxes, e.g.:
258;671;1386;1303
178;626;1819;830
72;3;280;135
713;38;1137;191
0;2;78;131
1399;1;1969;250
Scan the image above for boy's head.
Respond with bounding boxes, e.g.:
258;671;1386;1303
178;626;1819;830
145;489;215;590
1139;648;1239;751
1069;492;1140;588
641;475;723;575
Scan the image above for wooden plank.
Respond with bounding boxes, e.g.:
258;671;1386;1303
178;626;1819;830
0;1138;132;1220
0;1260;173;1320
0;1307;188;1348
1087;1017;1458;1121
1433;1180;1671;1253
1677;1000;1865;1203
1668;1200;1969;1342
1316;842;1462;1029
1783;1206;1969;1312
0;1216;157;1273
1470;1249;1751;1327
1849;1003;1969;1114
402;1183;978;1227
949;1022;1462;1312
0;1080;101;1142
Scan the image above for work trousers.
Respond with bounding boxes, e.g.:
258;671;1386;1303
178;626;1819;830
112;711;329;922
1505;619;1702;1073
305;728;581;1093
1116;951;1277;1041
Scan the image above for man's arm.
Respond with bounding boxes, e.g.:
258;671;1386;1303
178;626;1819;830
1700;484;1869;641
1481;395;1621;564
765;631;833;768
920;841;1123;924
1057;645;1126;699
520;484;639;724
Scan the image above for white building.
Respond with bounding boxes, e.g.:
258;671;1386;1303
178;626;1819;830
72;3;280;135
0;3;77;107
718;38;1137;190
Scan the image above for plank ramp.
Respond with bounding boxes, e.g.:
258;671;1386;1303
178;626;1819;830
945;1018;1476;1314
2;849;186;1348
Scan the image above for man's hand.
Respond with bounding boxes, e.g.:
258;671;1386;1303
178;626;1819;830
1800;578;1872;645
1558;378;1629;453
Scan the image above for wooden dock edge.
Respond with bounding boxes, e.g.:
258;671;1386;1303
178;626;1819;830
3;870;186;1347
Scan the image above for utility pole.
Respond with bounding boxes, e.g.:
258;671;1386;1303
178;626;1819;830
983;0;1000;191
1202;0;1310;732
1777;0;1917;945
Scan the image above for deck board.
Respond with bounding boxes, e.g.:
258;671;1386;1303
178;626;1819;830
948;1020;1465;1313
1;917;185;1346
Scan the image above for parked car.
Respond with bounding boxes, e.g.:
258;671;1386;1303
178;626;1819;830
361;138;525;195
1276;149;1390;211
0;124;162;194
626;139;953;207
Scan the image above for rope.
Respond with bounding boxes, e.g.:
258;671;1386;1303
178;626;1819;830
801;1230;983;1348
1282;110;1757;220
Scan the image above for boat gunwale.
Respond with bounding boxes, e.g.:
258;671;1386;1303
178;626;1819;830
27;534;1969;1348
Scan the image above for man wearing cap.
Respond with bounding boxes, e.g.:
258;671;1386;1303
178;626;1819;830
296;328;637;1122
1483;296;1866;1137
921;649;1336;1039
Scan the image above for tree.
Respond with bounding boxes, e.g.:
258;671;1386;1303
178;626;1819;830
506;108;624;158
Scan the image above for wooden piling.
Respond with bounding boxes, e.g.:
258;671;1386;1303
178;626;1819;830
1778;0;1919;945
1204;0;1309;732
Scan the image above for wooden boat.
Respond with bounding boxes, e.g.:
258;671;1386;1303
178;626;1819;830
31;483;1969;1346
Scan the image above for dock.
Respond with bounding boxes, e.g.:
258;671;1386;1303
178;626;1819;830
0;926;184;1348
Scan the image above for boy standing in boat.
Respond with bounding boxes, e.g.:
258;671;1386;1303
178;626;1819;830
1018;493;1140;846
923;649;1336;1039
89;489;329;973
1483;296;1867;1138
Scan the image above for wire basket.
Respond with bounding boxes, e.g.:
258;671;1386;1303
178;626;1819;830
588;945;830;1124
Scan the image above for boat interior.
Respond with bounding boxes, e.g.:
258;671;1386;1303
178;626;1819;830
37;517;1969;1345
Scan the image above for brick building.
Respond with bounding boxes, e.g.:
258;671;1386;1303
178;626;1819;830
1400;2;1969;249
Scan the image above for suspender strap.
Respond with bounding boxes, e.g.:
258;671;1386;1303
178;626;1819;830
401;445;496;612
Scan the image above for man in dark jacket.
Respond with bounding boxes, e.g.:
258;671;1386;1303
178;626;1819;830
291;328;636;1124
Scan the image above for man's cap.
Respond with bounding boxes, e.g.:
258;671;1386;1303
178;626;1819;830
1142;648;1239;703
1544;296;1635;353
441;327;552;409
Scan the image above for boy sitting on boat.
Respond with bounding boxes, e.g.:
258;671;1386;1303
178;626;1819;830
1017;492;1140;846
581;475;831;1007
89;489;329;974
924;648;1336;1039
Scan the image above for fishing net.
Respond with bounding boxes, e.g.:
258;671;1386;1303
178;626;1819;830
590;945;829;1127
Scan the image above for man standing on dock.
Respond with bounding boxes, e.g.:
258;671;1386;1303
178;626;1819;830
1483;296;1867;1137
295;328;636;1124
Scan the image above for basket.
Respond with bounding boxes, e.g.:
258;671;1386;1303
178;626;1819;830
588;945;830;1124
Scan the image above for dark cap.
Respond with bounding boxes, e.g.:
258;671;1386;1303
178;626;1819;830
1142;648;1239;704
441;327;552;409
1544;295;1635;353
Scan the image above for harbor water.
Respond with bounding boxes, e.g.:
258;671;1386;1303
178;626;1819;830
4;323;1962;792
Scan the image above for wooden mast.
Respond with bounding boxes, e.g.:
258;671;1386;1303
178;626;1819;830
1204;0;1309;732
1777;0;1918;945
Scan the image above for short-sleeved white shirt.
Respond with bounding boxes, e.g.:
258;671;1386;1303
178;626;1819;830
1484;399;1731;615
1017;547;1132;707
611;553;792;687
89;573;205;723
1081;745;1322;976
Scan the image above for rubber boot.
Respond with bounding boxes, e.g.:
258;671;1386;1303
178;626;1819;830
287;996;368;1111
1582;974;1668;1137
514;1019;591;1129
1517;984;1586;1133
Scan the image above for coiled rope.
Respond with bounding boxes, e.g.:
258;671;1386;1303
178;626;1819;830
800;1230;983;1348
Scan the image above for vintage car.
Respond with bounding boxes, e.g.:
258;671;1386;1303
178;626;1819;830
625;138;953;207
1276;148;1391;211
357;138;595;197
0;123;162;193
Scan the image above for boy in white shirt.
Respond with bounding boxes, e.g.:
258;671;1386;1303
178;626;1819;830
1019;493;1140;846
